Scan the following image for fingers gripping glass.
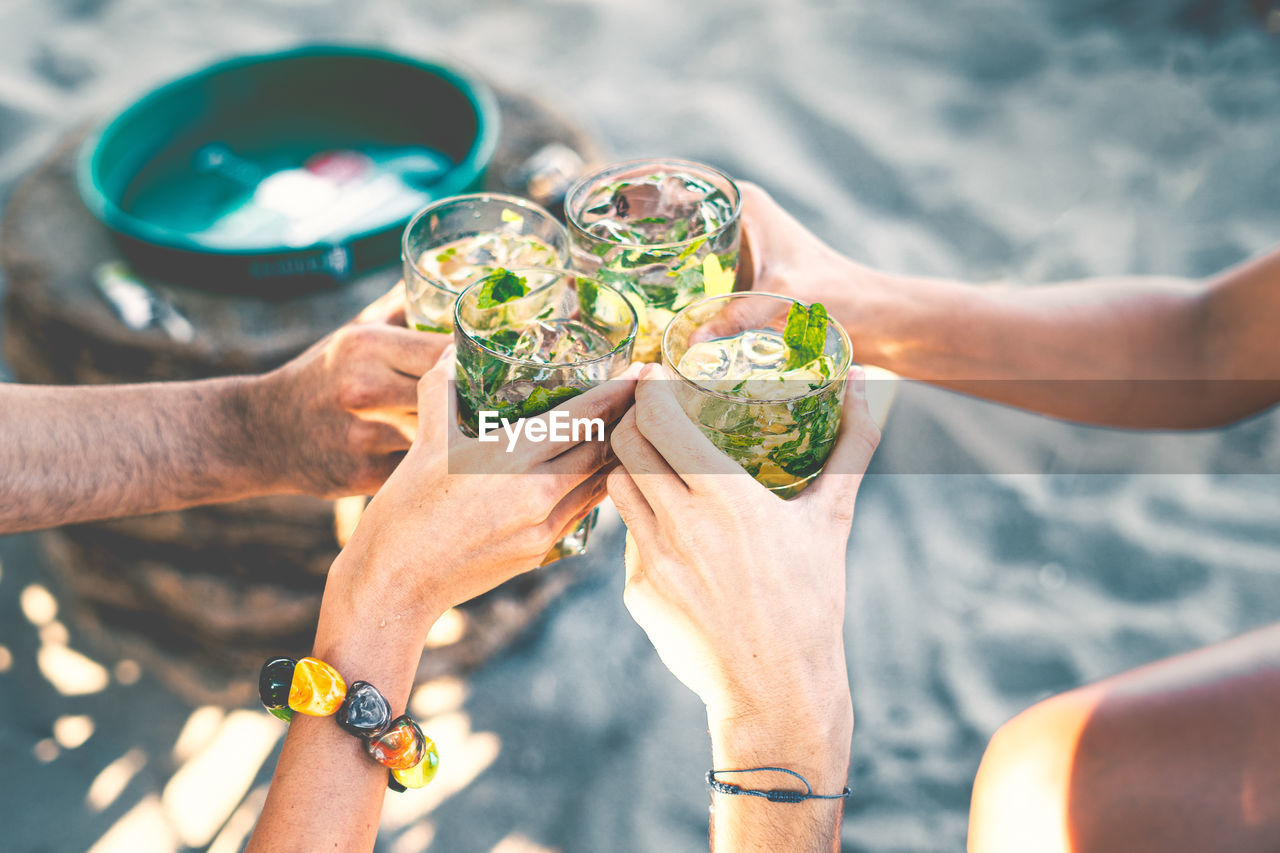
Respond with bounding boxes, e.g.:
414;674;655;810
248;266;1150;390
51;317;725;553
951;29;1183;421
661;292;853;499
453;268;637;563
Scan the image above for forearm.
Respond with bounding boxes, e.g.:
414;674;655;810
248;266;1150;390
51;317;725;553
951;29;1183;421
821;250;1280;427
0;376;287;533
707;684;853;852
248;549;440;851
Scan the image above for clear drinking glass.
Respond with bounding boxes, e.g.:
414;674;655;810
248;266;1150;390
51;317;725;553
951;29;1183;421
454;267;637;562
403;193;569;332
661;292;853;499
565;158;742;363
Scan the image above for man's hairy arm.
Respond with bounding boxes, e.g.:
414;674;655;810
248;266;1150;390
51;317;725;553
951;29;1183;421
0;377;284;533
0;285;448;535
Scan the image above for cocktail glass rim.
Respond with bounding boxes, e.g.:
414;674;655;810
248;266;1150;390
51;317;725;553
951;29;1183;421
454;267;640;370
402;192;569;296
662;291;854;404
563;157;743;253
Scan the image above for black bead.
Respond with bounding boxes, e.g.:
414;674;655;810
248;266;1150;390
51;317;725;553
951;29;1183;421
336;680;393;738
258;656;296;710
387;771;407;793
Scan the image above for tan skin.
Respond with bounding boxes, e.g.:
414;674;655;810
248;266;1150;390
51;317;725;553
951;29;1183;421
970;624;1280;853
609;365;881;852
248;356;880;852
0;286;445;534
2;247;870;846
739;182;1280;427
737;183;1280;852
248;349;641;851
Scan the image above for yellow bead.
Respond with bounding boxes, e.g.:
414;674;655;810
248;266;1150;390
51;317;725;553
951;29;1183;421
288;657;346;716
391;737;440;789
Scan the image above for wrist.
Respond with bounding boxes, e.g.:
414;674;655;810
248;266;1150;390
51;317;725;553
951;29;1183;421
707;660;853;789
312;549;444;711
323;545;447;642
840;263;983;377
216;371;296;495
336;494;456;619
830;259;906;369
711;696;849;788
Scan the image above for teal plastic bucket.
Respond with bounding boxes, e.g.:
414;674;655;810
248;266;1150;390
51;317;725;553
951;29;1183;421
78;45;501;295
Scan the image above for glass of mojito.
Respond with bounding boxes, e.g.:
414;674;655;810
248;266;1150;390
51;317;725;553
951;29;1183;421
661;292;853;499
454;267;637;562
565;158;741;363
403;193;568;333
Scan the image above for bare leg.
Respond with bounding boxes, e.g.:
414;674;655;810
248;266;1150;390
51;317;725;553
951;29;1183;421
969;623;1280;853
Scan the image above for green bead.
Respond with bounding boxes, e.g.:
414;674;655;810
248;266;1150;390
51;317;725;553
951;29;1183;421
268;705;294;723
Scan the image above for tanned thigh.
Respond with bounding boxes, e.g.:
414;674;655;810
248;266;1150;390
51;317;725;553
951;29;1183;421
1065;622;1280;852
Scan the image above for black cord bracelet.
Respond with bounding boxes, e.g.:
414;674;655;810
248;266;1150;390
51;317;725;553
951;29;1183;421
707;767;851;803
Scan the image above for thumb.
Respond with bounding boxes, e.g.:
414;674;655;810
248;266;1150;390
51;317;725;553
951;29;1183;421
801;366;880;514
415;343;457;442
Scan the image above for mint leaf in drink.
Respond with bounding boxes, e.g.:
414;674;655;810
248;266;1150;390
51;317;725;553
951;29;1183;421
476;269;529;309
414;322;450;333
482;328;521;355
803;304;830;364
522;385;582;417
783;302;829;370
579;277;599;317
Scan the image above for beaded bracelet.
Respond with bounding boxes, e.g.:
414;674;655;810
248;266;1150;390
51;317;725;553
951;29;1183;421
707;767;851;803
259;656;440;792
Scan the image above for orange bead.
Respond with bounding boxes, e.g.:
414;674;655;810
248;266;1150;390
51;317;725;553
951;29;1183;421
288;657;346;716
366;716;425;770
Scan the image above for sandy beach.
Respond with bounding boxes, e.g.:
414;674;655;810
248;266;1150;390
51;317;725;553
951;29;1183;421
2;1;1280;851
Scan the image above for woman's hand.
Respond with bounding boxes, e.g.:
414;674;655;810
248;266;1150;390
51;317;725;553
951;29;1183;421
738;182;831;296
608;363;878;724
329;348;642;628
738;182;896;367
608;363;878;850
251;349;638;853
737;182;866;299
